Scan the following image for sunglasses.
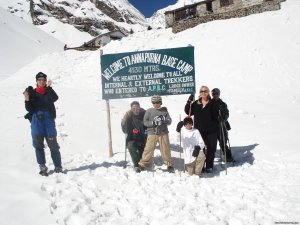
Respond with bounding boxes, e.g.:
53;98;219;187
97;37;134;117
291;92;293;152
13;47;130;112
152;102;161;104
200;90;208;93
37;78;47;82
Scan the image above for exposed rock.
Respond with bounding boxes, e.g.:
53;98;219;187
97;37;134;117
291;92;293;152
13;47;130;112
28;0;147;36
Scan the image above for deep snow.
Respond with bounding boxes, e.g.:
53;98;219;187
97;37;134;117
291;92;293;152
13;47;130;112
0;7;63;79
0;0;300;224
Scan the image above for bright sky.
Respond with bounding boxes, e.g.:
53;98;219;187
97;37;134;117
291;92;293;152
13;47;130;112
128;0;177;17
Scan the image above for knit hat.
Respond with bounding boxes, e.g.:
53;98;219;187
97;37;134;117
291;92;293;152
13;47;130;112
36;72;47;81
130;101;140;107
211;88;220;94
151;95;162;103
183;117;193;126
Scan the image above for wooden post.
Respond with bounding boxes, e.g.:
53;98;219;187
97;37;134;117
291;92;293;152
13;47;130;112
179;114;182;178
100;48;113;157
106;99;113;157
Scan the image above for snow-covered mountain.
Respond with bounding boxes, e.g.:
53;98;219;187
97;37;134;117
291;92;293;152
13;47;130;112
0;0;300;224
0;0;149;43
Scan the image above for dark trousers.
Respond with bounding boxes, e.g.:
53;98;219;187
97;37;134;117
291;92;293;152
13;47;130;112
127;141;144;167
200;131;218;169
218;124;233;160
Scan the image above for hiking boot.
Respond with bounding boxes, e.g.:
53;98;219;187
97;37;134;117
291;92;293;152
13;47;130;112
135;165;145;173
205;168;213;173
54;166;63;173
39;165;48;176
226;157;234;163
167;166;175;173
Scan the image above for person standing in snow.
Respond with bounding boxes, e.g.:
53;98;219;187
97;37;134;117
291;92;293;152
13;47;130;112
137;95;174;173
184;86;219;173
121;101;147;170
211;88;234;162
23;72;62;176
176;117;206;176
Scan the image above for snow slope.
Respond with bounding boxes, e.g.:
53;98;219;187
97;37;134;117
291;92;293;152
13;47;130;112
0;7;63;79
0;0;300;224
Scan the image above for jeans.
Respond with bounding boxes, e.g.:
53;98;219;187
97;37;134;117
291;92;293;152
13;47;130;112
31;111;61;167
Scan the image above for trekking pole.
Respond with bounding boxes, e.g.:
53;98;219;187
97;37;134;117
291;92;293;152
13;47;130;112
124;134;127;168
227;137;234;165
152;148;155;177
179;114;182;178
218;128;223;169
219;110;227;175
219;123;223;169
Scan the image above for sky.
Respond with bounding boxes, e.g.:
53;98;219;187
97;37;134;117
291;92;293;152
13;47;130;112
128;0;177;17
1;0;300;224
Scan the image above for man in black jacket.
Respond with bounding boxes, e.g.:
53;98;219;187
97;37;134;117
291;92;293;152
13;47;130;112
211;88;234;162
121;101;146;171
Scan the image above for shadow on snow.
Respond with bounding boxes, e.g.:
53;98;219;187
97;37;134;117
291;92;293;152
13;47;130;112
66;143;258;174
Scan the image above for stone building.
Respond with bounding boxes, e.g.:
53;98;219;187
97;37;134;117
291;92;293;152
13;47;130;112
165;0;283;33
80;30;127;48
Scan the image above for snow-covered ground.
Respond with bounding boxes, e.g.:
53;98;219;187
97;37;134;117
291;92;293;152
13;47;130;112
0;7;63;79
0;0;300;224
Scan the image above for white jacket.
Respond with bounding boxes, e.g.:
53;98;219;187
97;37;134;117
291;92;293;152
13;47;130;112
181;128;205;164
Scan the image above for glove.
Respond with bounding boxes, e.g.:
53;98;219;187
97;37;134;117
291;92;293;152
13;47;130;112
159;115;167;123
225;121;231;131
192;145;201;157
23;86;33;101
176;121;184;132
187;94;194;102
122;112;129;121
153;116;162;127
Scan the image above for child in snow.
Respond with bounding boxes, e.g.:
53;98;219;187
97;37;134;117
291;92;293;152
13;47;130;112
177;117;206;176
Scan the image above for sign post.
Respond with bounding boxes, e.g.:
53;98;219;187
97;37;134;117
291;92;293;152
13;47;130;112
106;99;113;157
100;49;114;157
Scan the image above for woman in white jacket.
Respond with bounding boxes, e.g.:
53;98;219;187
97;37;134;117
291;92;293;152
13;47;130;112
179;117;206;176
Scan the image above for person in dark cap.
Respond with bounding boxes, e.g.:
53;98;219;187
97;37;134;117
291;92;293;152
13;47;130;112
121;101;146;171
177;117;206;176
137;95;174;173
211;88;234;162
23;72;63;176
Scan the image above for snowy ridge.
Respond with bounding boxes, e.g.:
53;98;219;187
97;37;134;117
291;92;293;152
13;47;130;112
0;0;300;224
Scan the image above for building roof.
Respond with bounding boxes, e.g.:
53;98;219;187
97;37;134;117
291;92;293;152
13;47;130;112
81;30;127;47
165;0;214;14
